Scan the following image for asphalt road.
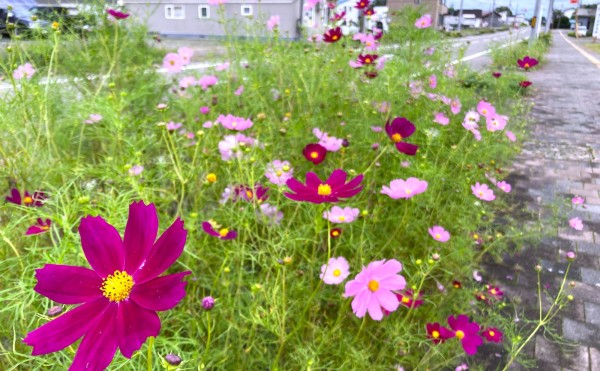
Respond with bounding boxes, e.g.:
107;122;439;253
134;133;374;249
449;27;532;70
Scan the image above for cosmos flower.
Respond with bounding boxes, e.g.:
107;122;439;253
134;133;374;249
323;206;360;223
358;54;378;65
129;165;144;176
569;217;584;231
23;202;190;370
415;14;432;28
492;72;502;78
107;9;130;19
198;75;218;90
303;143;328;164
234;85;244;96
330;228;342;238
5;189;46;207
496;181;511;193
486;285;504;300
519;80;532;88
477;100;496;118
26;218;52;236
447;314;483;355
385;117;418;155
517;56;538;70
217;114;253;131
428;226;450;242
13;63;36;80
202;221;237;240
471;183;495;201
343;259;406;320
505;131;517;142
381;178;428;199
323;27;343;43
313;128;343;152
320;257;350;285
84;114;103;125
396;289;424;308
267;15;280;31
486;114;508;132
572;196;585;205
450;98;462;115
166;121;182;131
355;0;370;9
429;74;437;89
433;112;449;126
257;203;284;225
233;184;269;203
162;53;184;74
482;328;503;343
284;169;363;203
264;160;294;186
218;134;257;161
426;322;455;344
177;47;193;65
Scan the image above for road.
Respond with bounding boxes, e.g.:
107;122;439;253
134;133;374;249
448;27;531;70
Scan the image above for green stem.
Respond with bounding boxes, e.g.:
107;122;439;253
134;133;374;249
147;336;154;371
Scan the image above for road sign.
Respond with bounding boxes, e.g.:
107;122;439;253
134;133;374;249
594;6;600;38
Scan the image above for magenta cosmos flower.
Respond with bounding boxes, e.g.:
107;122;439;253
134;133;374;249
323;206;360;223
303;143;327;164
447;314;483;355
6;188;47;207
284;169;363;203
320;257;350;285
471;183;495;201
385;117;418;155
323;27;343;43
23;201;190;370
344;259;406;320
381;178;428;199
216;114;253;131
519;80;532;88
572;196;585;205
427;323;455;344
107;9;130;19
482;327;503;343
202;221;237;240
517;56;538;70
26;218;52;235
428;226;450;242
397;289;424;308
415;14;432;28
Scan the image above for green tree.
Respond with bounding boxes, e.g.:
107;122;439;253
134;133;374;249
495;6;513;16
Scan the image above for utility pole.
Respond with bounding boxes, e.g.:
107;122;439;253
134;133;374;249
491;0;495;29
457;0;464;31
545;0;554;32
529;0;542;45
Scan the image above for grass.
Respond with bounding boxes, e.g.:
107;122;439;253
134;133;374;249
0;5;561;370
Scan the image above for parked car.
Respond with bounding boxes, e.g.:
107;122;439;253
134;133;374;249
0;7;49;37
576;25;587;36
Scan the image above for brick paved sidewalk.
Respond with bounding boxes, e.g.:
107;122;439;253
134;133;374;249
488;31;600;370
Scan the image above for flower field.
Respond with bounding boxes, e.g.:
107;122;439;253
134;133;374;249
0;4;564;370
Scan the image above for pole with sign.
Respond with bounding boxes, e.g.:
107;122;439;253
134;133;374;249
593;6;600;41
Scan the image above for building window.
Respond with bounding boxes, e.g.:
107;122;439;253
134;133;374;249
198;5;209;19
241;5;253;16
165;5;185;19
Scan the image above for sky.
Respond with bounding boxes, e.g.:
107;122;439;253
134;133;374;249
445;0;599;17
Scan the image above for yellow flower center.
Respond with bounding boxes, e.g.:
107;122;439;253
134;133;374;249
489;330;495;337
401;296;410;304
232;121;237;127
276;170;283;176
473;234;479;239
310;151;319;159
23;196;33;205
338;216;346;221
490;288;497;294
365;58;371;64
206;173;217;182
246;190;253;199
478;191;484;196
367;279;379;292
332;230;340;237
524;63;530;68
405;189;412;194
333;269;341;277
41;225;50;231
435;233;441;239
432;330;440;339
455;330;465;340
170;60;175;66
219;228;229;237
101;270;134;302
482;109;487;115
391;133;402;143
332;35;338;40
318;184;332;196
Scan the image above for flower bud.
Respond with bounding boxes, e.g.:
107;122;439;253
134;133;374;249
201;296;215;311
165;353;182;366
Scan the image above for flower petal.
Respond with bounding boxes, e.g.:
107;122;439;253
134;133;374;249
344;280;365;297
201;222;220;237
34;264;103;304
326;169;348;188
351;290;371;318
124;202;158;274
117;300;161;358
373;259;402;280
396;119;416;138
305;172;323;189
131;271;191;311
133;218;187;284
79;216;124;277
376;289;400;312
69;303;119;371
394;142;419;155
23;297;109;355
367;295;384;320
378;274;406;291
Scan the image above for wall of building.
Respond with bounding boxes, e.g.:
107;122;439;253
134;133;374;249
125;0;302;38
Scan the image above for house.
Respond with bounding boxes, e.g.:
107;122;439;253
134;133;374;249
572;7;596;29
387;0;447;28
481;11;504;27
123;0;330;39
442;9;482;30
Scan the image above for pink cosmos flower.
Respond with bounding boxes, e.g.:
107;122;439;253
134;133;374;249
409;80;423;97
415;14;432;28
218;134;257;161
444;65;457;78
373;101;390;113
13;63;36;80
569;217;584;231
344;259;406;320
434;112;449;126
257;203;283;225
23;202;190;370
26;218;52;236
381;178;428;199
376;55;388;70
156;103;168;110
202;221;237;240
496;181;511;193
217;114;253;131
429;74;437;89
198;75;218;90
486;114;508;132
177;47;194;65
471;183;495;201
349;60;363;69
313;128;343;152
178;76;196;89
215;61;230;71
477;100;496;118
424;47;435;55
166;121;182;131
572;196;585;205
471;129;482;141
162;53;184;74
234;85;244;96
450;98;462;115
428;226;450;242
129;165;144;176
323;206;360;223
371;126;383;132
447;315;483;355
200;106;210;115
264;160;294;186
84;113;103;125
462;111;480;130
267;15;280;31
320;257;350;285
505;131;517;142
